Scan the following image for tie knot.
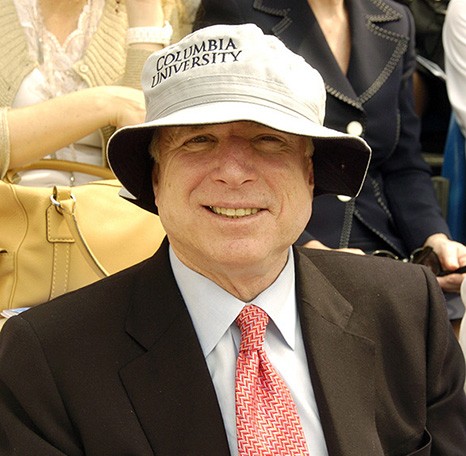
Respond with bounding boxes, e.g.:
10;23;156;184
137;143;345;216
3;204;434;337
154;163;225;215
236;305;269;352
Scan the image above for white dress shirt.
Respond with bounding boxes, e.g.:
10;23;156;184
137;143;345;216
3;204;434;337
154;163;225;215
170;246;329;456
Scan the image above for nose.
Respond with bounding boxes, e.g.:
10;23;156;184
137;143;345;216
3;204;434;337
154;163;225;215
212;137;258;187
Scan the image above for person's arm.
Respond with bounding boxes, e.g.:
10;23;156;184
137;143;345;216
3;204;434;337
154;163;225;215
125;0;167;52
443;0;466;136
424;232;466;292
119;0;173;89
382;9;466;294
127;0;165;28
6;86;145;170
380;7;450;251
193;0;246;30
374;5;466;295
1;0;176;175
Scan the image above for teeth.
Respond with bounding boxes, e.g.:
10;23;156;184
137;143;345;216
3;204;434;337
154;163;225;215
210;207;259;218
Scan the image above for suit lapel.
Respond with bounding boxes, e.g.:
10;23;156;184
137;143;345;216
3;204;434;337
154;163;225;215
294;249;384;456
347;0;408;103
253;0;302;50
256;0;408;110
119;241;230;455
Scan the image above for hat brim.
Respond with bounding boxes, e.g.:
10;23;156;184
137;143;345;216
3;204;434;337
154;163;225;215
107;101;371;214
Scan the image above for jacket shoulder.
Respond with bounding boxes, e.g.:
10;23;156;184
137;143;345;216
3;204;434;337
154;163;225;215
294;246;441;306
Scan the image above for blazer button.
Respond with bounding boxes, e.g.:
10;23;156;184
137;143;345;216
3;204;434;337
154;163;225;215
346;121;363;136
337;195;352;202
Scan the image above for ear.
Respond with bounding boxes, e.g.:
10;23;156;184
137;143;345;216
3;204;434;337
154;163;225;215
151;162;160;194
307;141;315;188
308;158;315;185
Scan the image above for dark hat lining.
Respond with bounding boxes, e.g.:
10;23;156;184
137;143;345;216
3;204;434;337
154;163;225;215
109;131;369;215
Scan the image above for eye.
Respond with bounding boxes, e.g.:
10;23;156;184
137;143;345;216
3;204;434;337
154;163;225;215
258;135;281;142
187;135;211;144
252;134;287;152
182;134;216;150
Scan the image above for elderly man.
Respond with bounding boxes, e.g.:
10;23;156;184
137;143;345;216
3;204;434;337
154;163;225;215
0;24;465;456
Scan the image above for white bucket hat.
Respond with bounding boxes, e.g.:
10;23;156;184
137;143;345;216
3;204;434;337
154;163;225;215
107;23;371;213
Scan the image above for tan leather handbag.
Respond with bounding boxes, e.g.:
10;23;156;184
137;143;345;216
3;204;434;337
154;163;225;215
0;160;165;318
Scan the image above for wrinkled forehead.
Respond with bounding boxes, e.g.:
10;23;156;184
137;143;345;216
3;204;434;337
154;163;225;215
157;120;316;140
149;122;314;168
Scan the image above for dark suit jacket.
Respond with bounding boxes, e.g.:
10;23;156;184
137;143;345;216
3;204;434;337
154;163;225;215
0;240;465;455
194;0;450;256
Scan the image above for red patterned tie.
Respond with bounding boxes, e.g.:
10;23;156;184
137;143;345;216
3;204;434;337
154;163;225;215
235;304;309;455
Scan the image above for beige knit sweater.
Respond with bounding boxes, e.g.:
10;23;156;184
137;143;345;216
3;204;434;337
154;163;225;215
0;0;160;178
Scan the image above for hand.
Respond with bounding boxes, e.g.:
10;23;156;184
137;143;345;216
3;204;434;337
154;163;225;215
302;239;365;255
125;0;165;27
7;86;146;169
101;86;146;130
424;233;466;293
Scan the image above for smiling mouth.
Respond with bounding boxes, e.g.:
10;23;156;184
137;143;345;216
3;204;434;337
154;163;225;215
209;206;261;218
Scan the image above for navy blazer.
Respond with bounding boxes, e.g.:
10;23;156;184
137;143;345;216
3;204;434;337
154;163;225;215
194;0;450;256
0;239;465;455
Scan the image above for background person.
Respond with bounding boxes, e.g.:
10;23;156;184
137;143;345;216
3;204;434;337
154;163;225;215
0;0;187;185
396;0;451;157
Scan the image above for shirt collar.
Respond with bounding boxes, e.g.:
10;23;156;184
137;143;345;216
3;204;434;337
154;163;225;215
169;247;297;357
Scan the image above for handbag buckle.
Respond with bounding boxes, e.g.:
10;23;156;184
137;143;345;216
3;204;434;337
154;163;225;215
50;191;76;214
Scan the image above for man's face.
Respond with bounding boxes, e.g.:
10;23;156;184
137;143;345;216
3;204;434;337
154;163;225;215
152;121;314;282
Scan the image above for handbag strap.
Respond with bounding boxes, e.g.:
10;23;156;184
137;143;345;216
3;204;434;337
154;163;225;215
51;186;110;278
4;159;115;183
